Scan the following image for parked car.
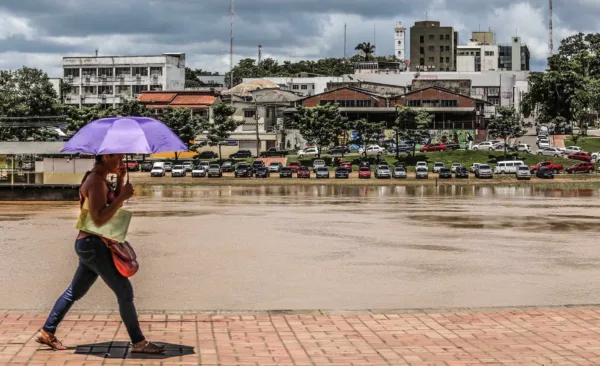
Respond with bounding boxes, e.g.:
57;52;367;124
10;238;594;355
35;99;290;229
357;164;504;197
561;146;584;155
494;160;525;174
358;145;386;156
163;162;173;172
340;161;353;172
279;167;293;178
375;165;391;179
125;161;139;171
591;151;600;161
358;166;372;179
536;167;554;179
328;146;351;155
416;161;428;171
297;166;311;178
191;166;206;177
438;167;452;179
455;167;469;178
415;166;429;179
288;161;301;172
315;167;330;179
171;165;186;177
470;163;481;173
432;162;446;173
207;164;222;177
182;161;194;172
268;162;283;172
567;162;595;174
475;164;493;178
516;143;532;153
312;159;326;171
196;151;219;159
537;139;551;148
150;166;165;177
334;167;349;179
530;161;563;174
297;147;319;158
221;160;234;172
198;161;210;171
516;165;531;180
393;167;407;178
235;163;253;177
260;148;288;158
473;142;496;151
255;167;270;178
568;152;592;162
537;147;564;157
389;144;414;154
140;161;154;172
229;150;253;159
252;160;265;170
444;142;460;150
450;163;462;172
420;143;446;152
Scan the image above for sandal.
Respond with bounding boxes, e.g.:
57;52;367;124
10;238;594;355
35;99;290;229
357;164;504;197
131;340;166;354
35;329;67;351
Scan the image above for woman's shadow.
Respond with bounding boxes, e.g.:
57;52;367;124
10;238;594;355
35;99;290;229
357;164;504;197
74;341;195;359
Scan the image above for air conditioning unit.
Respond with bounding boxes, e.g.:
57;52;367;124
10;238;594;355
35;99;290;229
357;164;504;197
152;74;158;79
136;74;141;79
101;75;107;80
100;94;107;99
65;96;71;101
67;75;73;81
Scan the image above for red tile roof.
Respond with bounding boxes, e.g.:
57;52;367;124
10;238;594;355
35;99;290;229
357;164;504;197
170;95;216;105
146;104;208;109
137;93;177;103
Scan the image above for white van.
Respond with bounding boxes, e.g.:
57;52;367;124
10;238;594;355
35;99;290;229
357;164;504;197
494;160;525;174
152;162;165;169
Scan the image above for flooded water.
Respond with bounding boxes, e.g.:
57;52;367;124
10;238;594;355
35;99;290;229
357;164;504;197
2;184;600;311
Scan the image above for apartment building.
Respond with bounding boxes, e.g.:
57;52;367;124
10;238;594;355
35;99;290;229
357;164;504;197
410;21;458;72
62;53;186;107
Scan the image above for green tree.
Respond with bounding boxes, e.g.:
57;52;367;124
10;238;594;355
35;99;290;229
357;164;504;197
115;99;153;117
184;67;202;88
354;42;376;61
350;119;384;158
159;107;206;161
0;67;62;141
293;104;347;158
393;106;432;156
201;103;240;160
487;106;525;159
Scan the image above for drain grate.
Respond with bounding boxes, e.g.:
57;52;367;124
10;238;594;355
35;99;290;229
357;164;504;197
75;341;195;359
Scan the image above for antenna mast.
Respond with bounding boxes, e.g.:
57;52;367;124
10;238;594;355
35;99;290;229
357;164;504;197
229;0;234;89
258;44;262;63
548;0;553;55
344;23;347;59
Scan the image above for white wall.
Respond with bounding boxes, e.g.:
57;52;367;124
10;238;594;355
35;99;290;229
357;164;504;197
457;55;476;72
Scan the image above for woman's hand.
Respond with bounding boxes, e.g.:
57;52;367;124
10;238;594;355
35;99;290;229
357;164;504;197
117;164;127;180
119;183;135;201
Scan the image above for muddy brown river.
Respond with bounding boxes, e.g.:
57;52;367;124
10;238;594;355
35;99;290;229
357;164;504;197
1;185;600;311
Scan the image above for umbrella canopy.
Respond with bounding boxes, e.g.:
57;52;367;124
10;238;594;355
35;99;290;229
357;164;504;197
61;116;188;155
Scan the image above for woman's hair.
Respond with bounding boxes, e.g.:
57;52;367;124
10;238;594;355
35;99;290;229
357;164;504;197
95;155;104;164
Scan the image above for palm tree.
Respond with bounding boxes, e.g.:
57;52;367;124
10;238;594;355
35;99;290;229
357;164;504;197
354;42;376;61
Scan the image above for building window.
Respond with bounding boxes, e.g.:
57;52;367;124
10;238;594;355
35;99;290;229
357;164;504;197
422;99;440;107
116;67;131;77
132;67;148;76
406;100;421;107
485;51;494;56
441;99;458;107
150;67;162;76
398;51;402;55
397;41;402;45
82;68;96;77
472;87;485;95
428;34;434;40
83;86;96;95
66;86;80;95
445;34;450;40
440;34;444;40
356;100;372;107
64;68;80;77
439;46;444;52
428;57;434;62
301;85;308;90
440;57;444;63
488;97;500;105
244;110;256;118
476;52;480;56
487;87;499;96
445;46;450;51
419;58;425;66
116;85;131;96
292;85;299;90
132;85;148;95
420;47;424;54
98;68;113;77
445;57;450;63
150;84;162;91
98;85;113;95
428;46;434;51
420;35;424;43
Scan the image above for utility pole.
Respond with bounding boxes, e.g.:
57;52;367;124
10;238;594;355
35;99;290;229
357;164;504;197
229;0;234;90
548;0;553;55
344;23;347;59
258;44;262;63
373;23;376;56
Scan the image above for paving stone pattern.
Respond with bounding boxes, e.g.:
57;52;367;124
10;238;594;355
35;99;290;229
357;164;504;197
2;307;600;365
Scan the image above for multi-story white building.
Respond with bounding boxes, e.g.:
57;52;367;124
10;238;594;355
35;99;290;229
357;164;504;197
62;53;186;107
394;23;406;61
457;41;499;72
241;76;343;97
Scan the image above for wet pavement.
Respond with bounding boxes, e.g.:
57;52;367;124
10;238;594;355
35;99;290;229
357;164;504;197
1;185;600;311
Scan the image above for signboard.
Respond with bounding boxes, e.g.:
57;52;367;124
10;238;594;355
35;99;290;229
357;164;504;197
226;140;238;146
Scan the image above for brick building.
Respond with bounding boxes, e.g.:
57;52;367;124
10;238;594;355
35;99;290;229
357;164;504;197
137;90;219;118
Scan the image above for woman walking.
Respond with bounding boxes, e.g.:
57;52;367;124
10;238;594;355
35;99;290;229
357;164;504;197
36;154;164;354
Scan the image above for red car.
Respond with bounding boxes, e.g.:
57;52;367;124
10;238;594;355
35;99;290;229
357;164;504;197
297;166;311;178
125;161;139;171
529;161;563;173
567;162;595;174
288;161;301;172
568;152;592;162
358;166;371;179
419;143;447;152
340;161;353;172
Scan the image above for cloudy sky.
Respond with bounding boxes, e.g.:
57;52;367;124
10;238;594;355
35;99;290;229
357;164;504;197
0;0;596;77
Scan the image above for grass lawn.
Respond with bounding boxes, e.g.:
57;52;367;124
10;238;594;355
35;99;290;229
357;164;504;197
564;136;600;152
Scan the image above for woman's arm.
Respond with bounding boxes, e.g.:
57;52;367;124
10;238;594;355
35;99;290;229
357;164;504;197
86;176;130;227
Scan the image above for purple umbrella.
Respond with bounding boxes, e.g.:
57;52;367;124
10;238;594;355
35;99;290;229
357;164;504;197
61;116;188;154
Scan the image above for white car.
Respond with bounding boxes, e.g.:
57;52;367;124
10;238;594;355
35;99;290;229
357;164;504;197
416;161;428;171
415;166;428;179
297;147;319;158
150;167;165;177
171;165;186;177
561;146;583;155
191;166;206;177
450;163;462;172
182;161;194;172
476;164;493;178
537;147;563;157
591;152;600;160
358;145;386;156
516;143;532;153
432;162;446;173
537;139;551;148
473;141;496;151
516;165;531;180
470;163;481;173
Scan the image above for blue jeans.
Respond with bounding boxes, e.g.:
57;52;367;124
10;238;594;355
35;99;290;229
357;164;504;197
43;235;145;344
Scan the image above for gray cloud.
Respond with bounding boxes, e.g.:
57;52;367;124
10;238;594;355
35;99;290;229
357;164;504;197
0;0;597;76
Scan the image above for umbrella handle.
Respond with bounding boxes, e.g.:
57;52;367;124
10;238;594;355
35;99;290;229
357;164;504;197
126;155;130;184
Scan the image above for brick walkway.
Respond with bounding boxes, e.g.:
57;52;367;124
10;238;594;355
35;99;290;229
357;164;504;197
2;306;600;365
